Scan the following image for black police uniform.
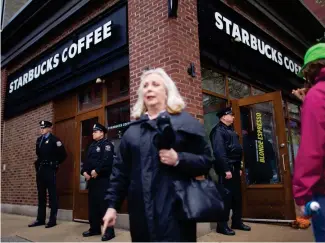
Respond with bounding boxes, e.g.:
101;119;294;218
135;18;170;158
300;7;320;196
81;123;115;241
29;120;67;228
209;107;251;235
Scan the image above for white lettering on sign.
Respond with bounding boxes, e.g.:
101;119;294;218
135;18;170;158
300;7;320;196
214;12;301;75
8;20;113;94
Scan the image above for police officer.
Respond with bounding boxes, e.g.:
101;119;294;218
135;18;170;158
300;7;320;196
209;107;251;235
81;123;115;241
29;120;67;228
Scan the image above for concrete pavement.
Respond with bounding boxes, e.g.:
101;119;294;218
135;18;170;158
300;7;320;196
1;213;314;242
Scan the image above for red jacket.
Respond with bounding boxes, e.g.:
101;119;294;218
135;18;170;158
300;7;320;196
293;74;325;206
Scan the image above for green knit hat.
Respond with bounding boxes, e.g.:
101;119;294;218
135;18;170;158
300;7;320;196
298;43;325;77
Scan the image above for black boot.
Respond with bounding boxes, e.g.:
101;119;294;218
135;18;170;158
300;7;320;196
28;220;45;227
232;222;251;231
101;227;115;241
101;234;115;241
45;221;57;228
82;230;101;237
216;222;235;235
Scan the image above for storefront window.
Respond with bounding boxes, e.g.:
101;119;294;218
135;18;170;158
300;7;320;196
78;84;102;111
287;102;300;120
201;68;226;95
252;87;265;96
80;117;98;190
240;102;281;185
106;101;131;153
228;78;250;99
106;76;129;102
203;93;227;141
287;120;301;174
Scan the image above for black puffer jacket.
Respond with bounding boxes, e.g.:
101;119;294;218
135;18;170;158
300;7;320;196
209;122;243;173
104;111;213;242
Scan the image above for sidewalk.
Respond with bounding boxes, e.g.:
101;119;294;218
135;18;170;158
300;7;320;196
1;213;314;242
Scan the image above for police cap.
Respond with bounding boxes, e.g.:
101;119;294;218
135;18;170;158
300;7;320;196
93;123;107;133
216;107;233;118
39;120;53;129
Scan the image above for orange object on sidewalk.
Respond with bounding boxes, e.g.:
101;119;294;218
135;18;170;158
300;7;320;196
291;216;311;229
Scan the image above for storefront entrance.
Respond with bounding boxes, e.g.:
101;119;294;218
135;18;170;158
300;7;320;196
232;91;295;220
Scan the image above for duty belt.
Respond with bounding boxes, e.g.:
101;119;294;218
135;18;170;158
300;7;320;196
40;160;56;166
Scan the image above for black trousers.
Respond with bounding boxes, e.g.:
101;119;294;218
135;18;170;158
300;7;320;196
36;166;58;223
219;168;242;224
88;177;115;236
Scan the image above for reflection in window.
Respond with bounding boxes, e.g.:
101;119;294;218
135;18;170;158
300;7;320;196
203;94;227;142
78;84;102;111
106;101;131;153
240;102;281;185
287;120;301;174
201;68;225;95
80;117;98;190
107;76;129;102
287;103;300;120
228;78;250;99
252;87;265;96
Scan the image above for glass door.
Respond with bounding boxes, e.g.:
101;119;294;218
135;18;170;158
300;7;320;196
232;91;295;220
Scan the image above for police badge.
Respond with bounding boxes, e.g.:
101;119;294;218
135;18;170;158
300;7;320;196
96;146;101;152
105;145;111;151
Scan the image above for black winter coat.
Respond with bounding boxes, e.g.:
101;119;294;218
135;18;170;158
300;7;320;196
81;138;115;178
209;122;243;174
104;111;213;242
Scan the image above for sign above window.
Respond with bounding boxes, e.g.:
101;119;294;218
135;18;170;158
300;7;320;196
214;12;301;75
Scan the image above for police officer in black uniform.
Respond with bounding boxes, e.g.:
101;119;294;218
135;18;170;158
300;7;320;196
81;123;115;241
29;120;67;228
209;107;251;236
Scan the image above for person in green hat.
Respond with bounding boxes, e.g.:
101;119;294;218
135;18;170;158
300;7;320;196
292;43;325;100
292;42;325;243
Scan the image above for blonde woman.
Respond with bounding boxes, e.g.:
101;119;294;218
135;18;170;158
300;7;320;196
102;68;213;242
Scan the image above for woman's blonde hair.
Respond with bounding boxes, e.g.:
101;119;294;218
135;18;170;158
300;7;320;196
131;68;186;119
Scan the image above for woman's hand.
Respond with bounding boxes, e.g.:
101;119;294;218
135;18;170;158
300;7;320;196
292;88;308;101
159;149;178;166
102;208;117;235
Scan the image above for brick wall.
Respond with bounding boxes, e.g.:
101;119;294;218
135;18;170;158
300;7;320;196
128;0;203;121
1;102;53;205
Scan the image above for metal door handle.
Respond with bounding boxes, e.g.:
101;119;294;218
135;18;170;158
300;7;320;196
282;154;286;172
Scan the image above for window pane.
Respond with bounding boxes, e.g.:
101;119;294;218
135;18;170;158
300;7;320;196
203;94;227;141
240;102;281;185
106;76;129;102
288;120;301;174
228;78;250;99
287;103;300;120
78;84;102;111
201;68;225;95
80;117;98;190
106;101;131;153
252;87;265;96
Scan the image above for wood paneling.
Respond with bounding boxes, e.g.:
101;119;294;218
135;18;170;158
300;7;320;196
54;93;77;122
54;118;75;210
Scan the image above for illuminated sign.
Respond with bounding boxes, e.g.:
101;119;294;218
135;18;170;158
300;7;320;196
256;112;265;163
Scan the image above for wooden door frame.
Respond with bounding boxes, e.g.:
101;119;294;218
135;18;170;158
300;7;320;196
232;91;295;220
73;108;105;220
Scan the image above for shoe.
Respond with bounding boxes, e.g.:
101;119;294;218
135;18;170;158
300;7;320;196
28;220;45;227
101;234;115;241
82;230;101;237
232;222;251;231
216;224;235;236
45;221;57;228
